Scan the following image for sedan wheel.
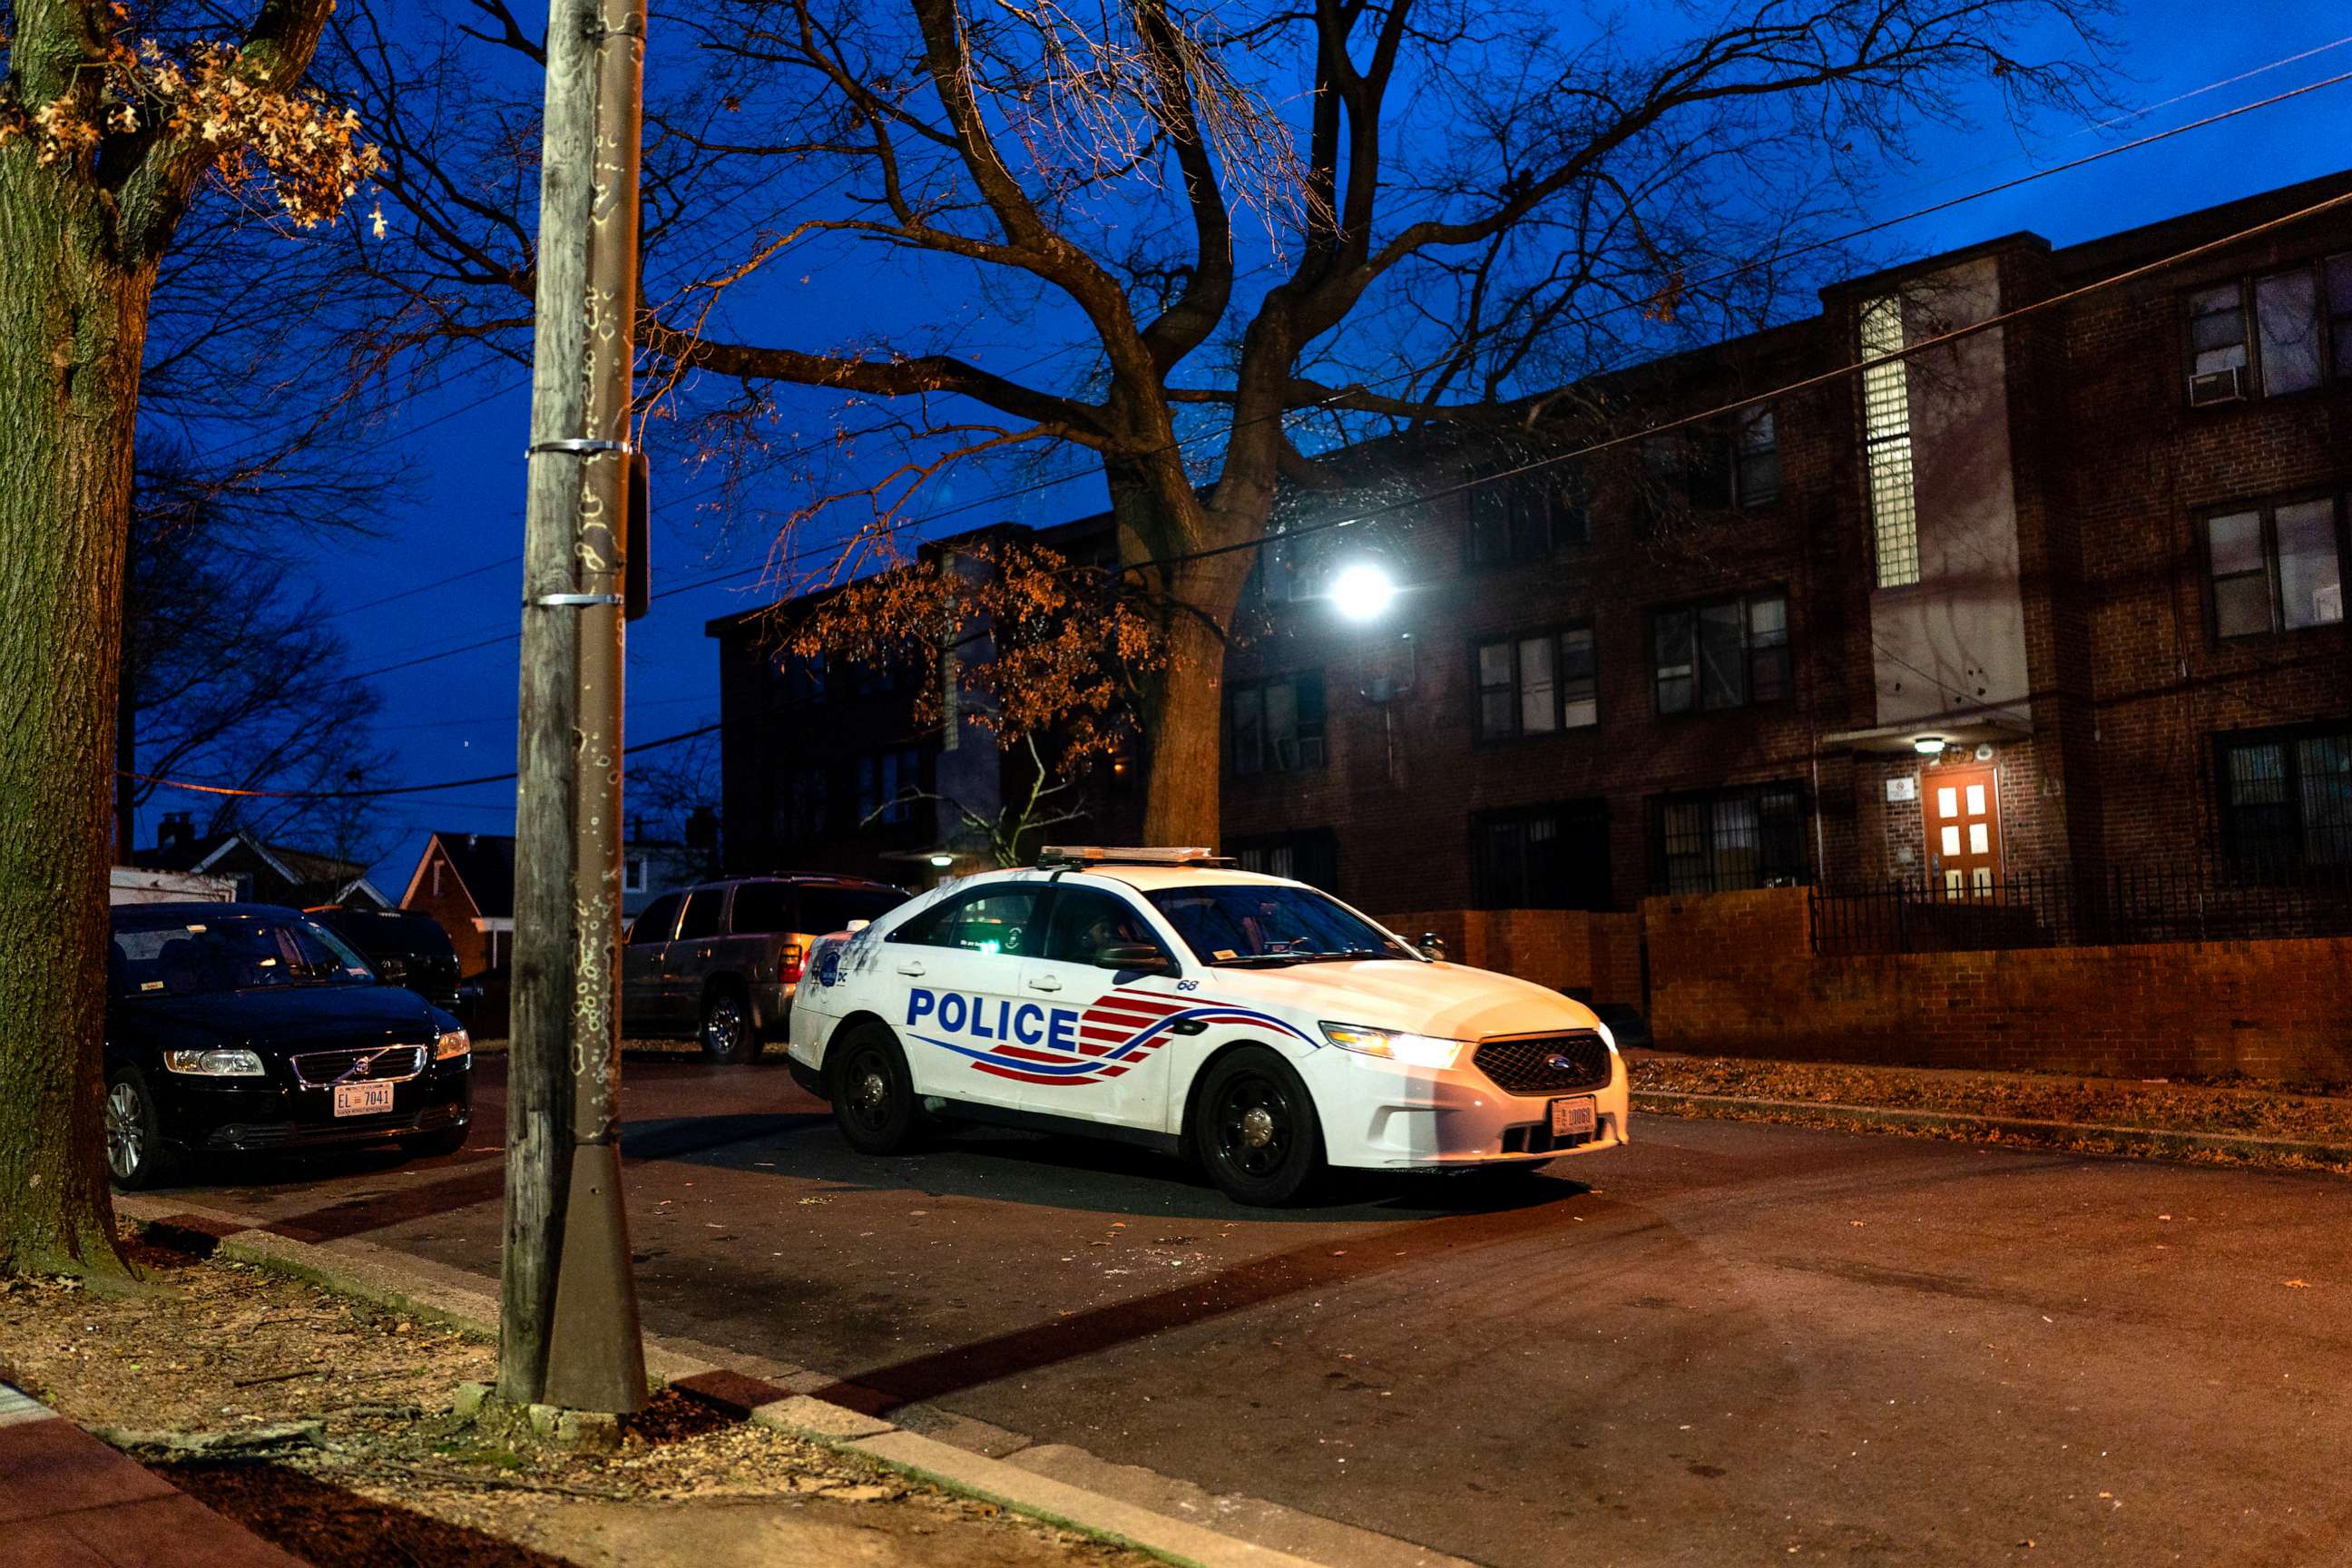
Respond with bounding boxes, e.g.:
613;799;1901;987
104;1072;174;1191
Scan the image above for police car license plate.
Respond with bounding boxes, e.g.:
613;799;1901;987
1549;1096;1596;1139
334;1082;396;1117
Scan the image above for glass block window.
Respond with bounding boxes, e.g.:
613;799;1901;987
1859;294;1919;589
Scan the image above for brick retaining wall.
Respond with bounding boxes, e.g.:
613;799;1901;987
1380;908;1644;1006
1644;887;2352;1083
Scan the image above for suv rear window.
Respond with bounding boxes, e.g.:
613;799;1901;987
799;887;905;934
730;881;906;936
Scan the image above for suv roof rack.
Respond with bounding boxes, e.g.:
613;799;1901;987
1036;846;1237;869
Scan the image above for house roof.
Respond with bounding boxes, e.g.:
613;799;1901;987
410;831;518;919
132;832;380;906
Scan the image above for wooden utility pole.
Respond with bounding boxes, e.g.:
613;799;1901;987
500;0;648;1414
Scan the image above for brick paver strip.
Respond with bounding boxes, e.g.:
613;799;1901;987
0;1383;306;1567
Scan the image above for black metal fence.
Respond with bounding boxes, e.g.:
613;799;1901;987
1810;860;2352;956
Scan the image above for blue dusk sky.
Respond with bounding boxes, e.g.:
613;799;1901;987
166;0;2352;893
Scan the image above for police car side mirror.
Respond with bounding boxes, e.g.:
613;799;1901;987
1094;943;1170;973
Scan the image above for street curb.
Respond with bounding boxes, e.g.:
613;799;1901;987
1633;1090;2352;1171
110;1195;1455;1568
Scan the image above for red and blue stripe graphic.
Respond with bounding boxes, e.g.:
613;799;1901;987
913;987;1311;1087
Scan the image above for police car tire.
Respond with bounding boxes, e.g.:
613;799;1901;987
1191;1048;1325;1207
828;1023;924;1156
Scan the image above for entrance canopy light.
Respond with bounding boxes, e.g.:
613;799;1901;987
1912;735;1947;757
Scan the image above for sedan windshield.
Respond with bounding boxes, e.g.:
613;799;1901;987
111;915;376;999
1144;885;1418;967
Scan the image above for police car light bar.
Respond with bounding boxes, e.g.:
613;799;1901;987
1036;846;1238;868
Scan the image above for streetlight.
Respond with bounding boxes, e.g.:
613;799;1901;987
1328;560;1398;622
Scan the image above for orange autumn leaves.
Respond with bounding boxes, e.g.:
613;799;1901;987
783;539;1167;770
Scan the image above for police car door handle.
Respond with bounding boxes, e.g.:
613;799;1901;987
896;959;926;977
1025;975;1062;993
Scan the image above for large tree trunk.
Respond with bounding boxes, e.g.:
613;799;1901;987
0;162;152;1278
1132;547;1254;848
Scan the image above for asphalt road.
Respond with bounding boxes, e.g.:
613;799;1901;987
180;1054;2352;1568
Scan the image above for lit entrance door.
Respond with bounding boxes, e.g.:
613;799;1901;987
1925;765;2002;896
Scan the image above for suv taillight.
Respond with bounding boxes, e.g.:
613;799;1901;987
780;943;805;984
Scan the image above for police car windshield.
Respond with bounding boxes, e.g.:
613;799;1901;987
1144;885;1416;967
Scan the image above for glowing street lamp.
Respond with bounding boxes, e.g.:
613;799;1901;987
1328;560;1398;622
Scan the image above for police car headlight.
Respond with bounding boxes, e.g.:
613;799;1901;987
164;1048;266;1077
1319;1023;1465;1070
434;1029;471;1061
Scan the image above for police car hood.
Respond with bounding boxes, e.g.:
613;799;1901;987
1203;959;1598;1041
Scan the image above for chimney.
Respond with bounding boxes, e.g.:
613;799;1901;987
686;805;718;850
157;811;192;852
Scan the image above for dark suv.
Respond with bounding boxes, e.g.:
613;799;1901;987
622;875;907;1062
308;906;473;1020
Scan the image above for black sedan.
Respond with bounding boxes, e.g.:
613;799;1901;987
105;903;473;1189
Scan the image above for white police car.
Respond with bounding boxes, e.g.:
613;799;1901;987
787;848;1629;1204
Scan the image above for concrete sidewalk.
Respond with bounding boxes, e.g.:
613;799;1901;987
1;1381;305;1568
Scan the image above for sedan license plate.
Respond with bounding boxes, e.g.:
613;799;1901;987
333;1081;396;1117
1549;1096;1596;1139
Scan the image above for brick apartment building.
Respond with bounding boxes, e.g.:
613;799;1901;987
709;172;2352;920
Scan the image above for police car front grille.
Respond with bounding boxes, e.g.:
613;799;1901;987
1472;1032;1612;1096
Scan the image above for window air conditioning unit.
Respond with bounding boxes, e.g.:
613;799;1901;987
2187;366;2247;407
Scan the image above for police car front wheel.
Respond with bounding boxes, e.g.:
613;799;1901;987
1192;1048;1325;1207
828;1023;924;1156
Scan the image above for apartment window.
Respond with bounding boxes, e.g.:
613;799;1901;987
2185;252;2352;401
1640;430;1731;524
2206;496;2347;638
1651;785;1808;895
1229;671;1326;776
855;746;925;826
1229;829;1339;892
2218;726;2352;868
1475;621;1598;740
785;650;828;703
1255;522;1330;604
623;856;649;895
779;762;830;839
1466;466;1589;565
1652;591;1790;714
1733;405;1781;508
1470;799;1612;909
1859;293;1919;587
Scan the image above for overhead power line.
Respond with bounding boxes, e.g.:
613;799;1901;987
308;51;2352;642
136;184;2352;807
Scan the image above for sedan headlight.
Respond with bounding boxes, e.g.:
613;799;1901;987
163;1048;266;1077
1594;1020;1617;1052
434;1029;472;1062
1319;1022;1465;1070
